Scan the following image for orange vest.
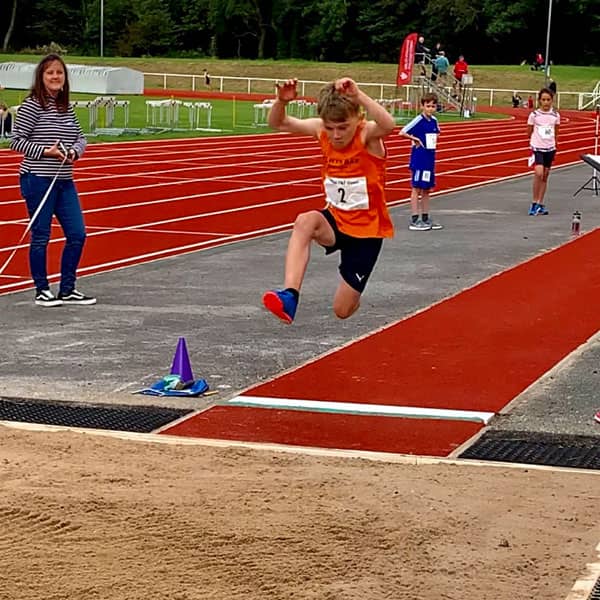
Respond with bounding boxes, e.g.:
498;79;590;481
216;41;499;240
319;123;394;238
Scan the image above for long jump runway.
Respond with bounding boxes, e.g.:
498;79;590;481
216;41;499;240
161;228;600;456
1;112;600;462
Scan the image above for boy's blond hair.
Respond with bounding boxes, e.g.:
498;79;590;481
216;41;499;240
317;82;361;122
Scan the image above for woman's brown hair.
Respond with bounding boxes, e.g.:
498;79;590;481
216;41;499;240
29;53;70;112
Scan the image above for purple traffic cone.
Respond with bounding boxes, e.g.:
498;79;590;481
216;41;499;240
169;337;194;386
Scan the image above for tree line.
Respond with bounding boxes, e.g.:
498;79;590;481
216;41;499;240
2;0;598;66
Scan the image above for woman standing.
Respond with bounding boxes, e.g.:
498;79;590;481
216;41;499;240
527;87;560;216
10;53;95;307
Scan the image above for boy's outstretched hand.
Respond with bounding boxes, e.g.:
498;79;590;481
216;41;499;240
335;77;359;98
275;79;298;102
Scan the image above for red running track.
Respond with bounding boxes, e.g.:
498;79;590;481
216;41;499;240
1;110;599;457
162;229;600;456
1;111;596;294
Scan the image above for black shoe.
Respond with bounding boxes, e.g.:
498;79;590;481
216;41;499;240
35;289;63;307
58;289;97;305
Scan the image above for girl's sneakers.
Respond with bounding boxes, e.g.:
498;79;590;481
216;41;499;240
529;203;549;215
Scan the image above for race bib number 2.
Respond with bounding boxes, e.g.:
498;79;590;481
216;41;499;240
324;176;369;211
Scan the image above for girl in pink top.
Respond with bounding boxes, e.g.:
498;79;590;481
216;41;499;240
527;88;560;215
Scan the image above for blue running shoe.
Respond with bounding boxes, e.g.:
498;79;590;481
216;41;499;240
535;204;549;215
528;202;539;216
262;289;297;324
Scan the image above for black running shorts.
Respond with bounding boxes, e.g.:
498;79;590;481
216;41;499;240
533;149;556;168
321;209;383;293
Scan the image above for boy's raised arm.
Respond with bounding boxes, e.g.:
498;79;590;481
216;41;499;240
268;78;321;137
335;78;395;139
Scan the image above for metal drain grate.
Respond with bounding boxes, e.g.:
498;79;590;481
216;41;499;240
0;396;192;433
459;430;600;470
590;577;600;600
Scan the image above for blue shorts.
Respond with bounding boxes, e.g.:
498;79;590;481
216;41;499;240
411;168;435;190
321;209;383;293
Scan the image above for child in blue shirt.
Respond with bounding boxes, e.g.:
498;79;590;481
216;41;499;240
400;93;443;231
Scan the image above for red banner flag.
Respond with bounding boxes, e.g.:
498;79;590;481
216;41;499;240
396;32;418;86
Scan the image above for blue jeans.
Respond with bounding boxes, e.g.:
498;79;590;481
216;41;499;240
20;173;86;294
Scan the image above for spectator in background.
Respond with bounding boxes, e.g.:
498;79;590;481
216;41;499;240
414;36;429;77
511;92;522;109
548;79;557;96
430;43;443;82
203;69;212;90
434;51;450;83
531;52;544;71
0;102;12;137
452;55;469;98
453;55;469;81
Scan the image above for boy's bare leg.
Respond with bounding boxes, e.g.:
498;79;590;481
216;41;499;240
410;188;422;216
284;211;335;291
420;190;431;215
332;279;361;319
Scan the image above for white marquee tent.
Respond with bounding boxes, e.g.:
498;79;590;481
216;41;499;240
0;62;143;94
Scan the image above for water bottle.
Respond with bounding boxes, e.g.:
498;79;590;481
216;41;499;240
571;211;581;236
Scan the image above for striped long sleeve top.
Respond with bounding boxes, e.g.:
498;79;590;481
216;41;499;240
10;96;87;179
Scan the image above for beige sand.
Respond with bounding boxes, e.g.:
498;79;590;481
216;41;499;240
0;425;598;600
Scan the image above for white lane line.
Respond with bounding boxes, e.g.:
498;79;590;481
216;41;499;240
0;192;315;253
85;225;234;236
0;221;294;291
564;542;600;600
227;395;495;424
0;158;583;291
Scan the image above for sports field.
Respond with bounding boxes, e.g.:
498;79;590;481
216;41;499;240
0;101;599;599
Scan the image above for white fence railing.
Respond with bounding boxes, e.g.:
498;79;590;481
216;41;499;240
580;80;600;110
143;72;600;111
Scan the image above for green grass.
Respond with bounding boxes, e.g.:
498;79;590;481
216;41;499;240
0;89;278;142
2;55;598;143
2;53;599;90
0;89;503;145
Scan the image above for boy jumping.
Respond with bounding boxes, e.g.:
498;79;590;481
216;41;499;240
262;77;396;324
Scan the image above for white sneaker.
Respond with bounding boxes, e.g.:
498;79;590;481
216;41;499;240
35;289;63;307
